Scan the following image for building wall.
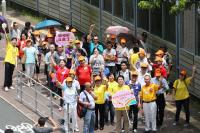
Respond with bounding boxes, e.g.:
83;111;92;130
8;0;200;98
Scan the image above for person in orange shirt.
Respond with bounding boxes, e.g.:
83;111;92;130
140;74;161;133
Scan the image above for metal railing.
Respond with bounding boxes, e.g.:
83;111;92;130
16;70;71;132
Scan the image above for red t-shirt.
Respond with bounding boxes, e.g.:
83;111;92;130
76;65;92;85
54;65;69;83
153;64;167;78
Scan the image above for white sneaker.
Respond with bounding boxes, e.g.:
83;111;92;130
173;121;178;126
74;128;79;132
27;82;30;87
133;129;137;133
4;87;9;92
10;86;15;90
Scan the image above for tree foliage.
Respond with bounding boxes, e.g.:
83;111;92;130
138;0;198;14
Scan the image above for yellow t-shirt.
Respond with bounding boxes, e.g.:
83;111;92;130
4;42;19;65
129;53;139;70
140;84;159;102
173;77;191;100
113;85;131;110
107;81;118;96
94;84;106;104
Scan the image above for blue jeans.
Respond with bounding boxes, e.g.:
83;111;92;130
83;110;95;133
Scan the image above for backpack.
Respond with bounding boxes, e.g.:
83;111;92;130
77;91;90;118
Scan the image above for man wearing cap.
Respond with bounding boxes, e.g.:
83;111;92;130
89;35;104;55
115;38;129;72
93;76;107;130
110;34;117;49
155;50;168;70
137;63;150;87
172;66;196;127
79;82;97;133
59;77;79;132
140;74;161;133
135;49;152;72
151;71;169;128
3;34;19;91
76;56;92;92
126;71;141;133
74;39;88;56
103;41;116;74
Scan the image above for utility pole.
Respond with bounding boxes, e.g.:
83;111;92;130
175;0;181;78
2;0;6;18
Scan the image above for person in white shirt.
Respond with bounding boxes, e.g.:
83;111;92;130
116;38;129;72
79;82;97;133
10;22;21;40
137;63;150;87
60;77;79;132
117;61;131;83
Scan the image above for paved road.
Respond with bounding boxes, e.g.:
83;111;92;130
0;98;33;132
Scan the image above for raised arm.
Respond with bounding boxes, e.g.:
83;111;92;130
191;65;196;80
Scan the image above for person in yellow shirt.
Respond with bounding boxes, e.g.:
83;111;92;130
105;73;118;126
172;66;196;127
111;75;131;133
93;76;107;130
140;74;161;133
129;47;139;71
4;36;19;92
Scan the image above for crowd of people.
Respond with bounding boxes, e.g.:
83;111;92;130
3;21;197;133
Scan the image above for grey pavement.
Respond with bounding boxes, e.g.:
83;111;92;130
0;7;200;133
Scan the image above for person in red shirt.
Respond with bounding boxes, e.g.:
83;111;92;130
152;57;167;78
76;56;92;92
51;56;69;110
18;33;27;71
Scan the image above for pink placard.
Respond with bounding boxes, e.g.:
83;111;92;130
55;31;75;46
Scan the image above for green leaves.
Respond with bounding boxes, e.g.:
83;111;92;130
138;0;193;14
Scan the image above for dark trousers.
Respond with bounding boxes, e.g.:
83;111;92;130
105;101;115;123
95;103;105;128
22;64;25;72
175;98;190;123
116;64;121;72
55;87;63;107
156;93;166;126
4;62;15;88
129;104;139;129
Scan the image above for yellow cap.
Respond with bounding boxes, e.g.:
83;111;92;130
42;41;48;45
47;33;53;38
110;34;116;39
71;28;77;33
33;30;40;35
78;56;85;61
69;69;76;75
131;71;138;76
155;71;161;77
141;63;148;68
139;49;146;56
66;77;73;82
74;40;81;44
94;76;101;81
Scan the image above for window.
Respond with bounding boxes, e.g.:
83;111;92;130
138;9;149;31
163;3;176;43
103;0;112;13
83;0;90;3
125;0;134;22
198;11;200;55
150;7;162;37
114;0;123;18
91;0;99;7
